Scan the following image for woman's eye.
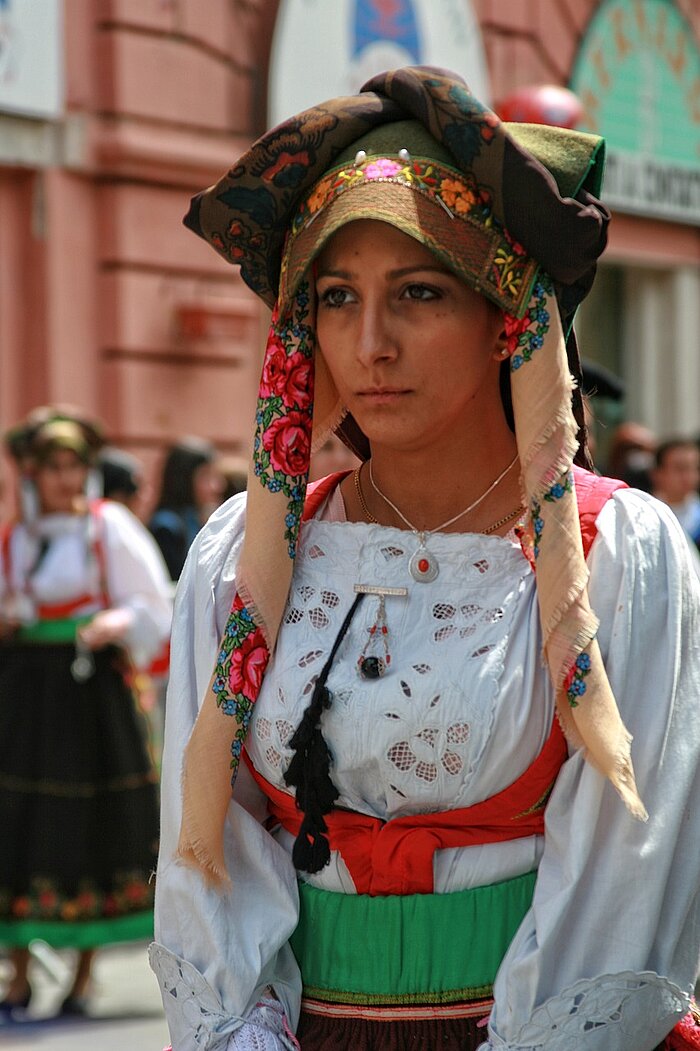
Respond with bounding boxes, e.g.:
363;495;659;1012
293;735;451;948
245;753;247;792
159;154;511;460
401;283;440;301
319;287;355;308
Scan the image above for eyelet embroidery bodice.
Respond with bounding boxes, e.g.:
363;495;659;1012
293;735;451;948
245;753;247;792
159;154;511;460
247;518;551;820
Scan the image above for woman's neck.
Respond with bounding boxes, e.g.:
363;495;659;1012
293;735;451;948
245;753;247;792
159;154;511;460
342;424;522;535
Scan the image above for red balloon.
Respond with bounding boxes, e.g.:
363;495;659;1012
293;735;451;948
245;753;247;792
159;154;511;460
497;85;584;129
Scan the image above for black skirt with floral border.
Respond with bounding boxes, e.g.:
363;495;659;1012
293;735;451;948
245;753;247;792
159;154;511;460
0;640;159;948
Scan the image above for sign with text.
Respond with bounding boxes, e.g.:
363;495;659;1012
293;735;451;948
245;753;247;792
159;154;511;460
571;0;700;225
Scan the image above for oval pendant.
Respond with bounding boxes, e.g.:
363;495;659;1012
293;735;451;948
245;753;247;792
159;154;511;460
70;654;96;683
409;546;439;583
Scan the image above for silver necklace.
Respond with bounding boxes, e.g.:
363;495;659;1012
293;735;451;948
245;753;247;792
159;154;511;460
367;455;518;582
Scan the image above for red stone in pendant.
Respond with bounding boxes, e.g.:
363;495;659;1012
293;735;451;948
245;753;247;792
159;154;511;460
418;558;430;573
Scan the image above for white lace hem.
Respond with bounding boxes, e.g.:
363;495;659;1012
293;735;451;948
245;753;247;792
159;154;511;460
486;970;689;1051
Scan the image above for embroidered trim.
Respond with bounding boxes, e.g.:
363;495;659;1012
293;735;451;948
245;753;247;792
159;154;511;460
301;995;494;1020
1;871;153;922
281;155;538;315
291;156;492;233
301;982;494;1007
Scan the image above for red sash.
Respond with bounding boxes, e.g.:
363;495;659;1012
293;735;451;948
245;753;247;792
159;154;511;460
245;719;566;895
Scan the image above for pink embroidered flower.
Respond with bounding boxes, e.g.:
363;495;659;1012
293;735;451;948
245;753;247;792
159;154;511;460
260;346;312;408
228;628;269;701
364;158;402;179
259;342;288;399
262;411;311;477
284;356;313;409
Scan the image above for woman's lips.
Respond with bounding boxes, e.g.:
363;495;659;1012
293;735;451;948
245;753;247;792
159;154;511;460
356;388;410;404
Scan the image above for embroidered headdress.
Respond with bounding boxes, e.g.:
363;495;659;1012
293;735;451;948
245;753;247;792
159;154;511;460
179;66;646;886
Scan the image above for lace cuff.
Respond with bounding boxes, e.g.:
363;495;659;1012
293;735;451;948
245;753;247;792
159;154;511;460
149;944;298;1051
226;998;300;1050
149;943;235;1050
487;971;689;1050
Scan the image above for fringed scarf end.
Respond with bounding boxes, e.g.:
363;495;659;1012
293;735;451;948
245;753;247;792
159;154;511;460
175;839;232;891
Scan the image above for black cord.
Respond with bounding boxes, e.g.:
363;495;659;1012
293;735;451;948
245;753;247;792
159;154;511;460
284;592;365;873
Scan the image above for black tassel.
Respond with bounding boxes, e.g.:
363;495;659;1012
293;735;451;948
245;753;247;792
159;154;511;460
284;592;364;873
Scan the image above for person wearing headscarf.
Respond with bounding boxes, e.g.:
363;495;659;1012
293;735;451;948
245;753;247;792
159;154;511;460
0;408;173;1018
149;68;700;1051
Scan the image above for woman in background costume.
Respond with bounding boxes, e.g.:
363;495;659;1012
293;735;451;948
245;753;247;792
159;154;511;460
0;409;172;1017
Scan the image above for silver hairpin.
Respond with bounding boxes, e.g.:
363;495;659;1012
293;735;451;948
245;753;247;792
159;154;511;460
354;149;367;166
436;195;455;220
398;148;411;163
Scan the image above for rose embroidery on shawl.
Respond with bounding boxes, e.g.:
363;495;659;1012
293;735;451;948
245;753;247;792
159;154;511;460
260;346;312;409
283;356;313;409
262;412;311;477
506;279;551;369
228;629;269;702
253;284;314;558
504;312;531;356
212;595;271;772
260;342;289;398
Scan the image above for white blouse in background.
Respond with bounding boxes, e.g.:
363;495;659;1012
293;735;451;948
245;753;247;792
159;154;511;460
151;487;700;1051
0;501;173;668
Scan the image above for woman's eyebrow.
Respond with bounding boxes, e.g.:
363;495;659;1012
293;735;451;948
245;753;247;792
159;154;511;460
316;264;452;280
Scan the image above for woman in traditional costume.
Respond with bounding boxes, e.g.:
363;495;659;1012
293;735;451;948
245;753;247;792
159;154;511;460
150;68;700;1051
0;409;172;1017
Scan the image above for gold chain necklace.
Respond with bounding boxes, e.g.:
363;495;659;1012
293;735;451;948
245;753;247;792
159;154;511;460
353;465;524;580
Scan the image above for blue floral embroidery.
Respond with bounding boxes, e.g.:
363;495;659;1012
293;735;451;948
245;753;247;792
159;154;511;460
544;472;573;503
566;650;592;707
508;276;552;370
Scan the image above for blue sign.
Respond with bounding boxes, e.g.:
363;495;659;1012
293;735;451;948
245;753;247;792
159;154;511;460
353;0;420;62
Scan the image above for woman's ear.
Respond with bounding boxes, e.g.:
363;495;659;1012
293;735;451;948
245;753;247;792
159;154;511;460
491;320;509;362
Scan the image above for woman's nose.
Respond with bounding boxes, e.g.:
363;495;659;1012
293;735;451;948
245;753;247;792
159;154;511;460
355;303;398;366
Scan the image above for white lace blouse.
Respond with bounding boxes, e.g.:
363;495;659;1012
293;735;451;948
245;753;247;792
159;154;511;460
151;486;700;1051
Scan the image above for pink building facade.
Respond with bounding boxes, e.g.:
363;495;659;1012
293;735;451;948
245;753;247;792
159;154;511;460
1;0;699;506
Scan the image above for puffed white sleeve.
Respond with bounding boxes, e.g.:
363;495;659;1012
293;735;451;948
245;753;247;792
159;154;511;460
486;489;700;1051
149;494;302;1051
99;500;174;668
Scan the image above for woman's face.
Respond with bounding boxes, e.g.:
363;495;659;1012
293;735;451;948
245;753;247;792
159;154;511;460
33;448;88;514
192;461;224;517
315;220;505;457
